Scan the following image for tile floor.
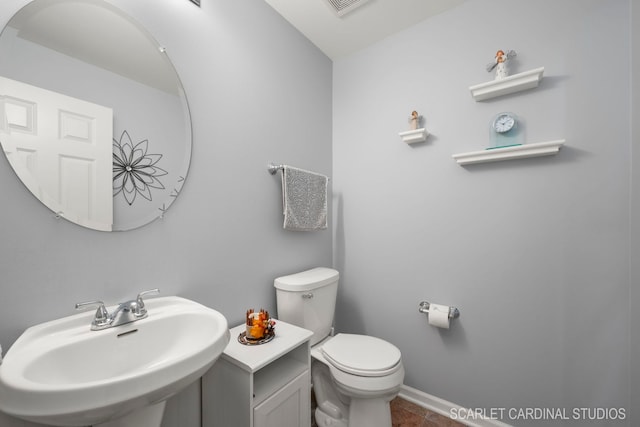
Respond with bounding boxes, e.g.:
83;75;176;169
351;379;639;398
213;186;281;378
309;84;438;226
311;395;465;427
390;397;466;427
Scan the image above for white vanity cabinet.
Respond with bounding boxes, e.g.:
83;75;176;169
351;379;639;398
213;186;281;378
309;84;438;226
202;320;313;427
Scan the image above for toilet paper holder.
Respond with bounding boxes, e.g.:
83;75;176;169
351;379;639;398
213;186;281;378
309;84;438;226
418;301;460;320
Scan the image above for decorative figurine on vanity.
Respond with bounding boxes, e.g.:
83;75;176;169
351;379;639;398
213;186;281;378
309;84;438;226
486;49;517;80
240;308;276;345
399;110;428;144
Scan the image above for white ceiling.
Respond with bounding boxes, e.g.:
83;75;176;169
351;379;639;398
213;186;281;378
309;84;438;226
264;0;467;60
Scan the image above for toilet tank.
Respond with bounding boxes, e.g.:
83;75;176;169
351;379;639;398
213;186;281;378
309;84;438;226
274;267;339;346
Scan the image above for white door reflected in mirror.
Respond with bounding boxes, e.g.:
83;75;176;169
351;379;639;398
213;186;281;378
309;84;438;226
1;76;114;231
0;0;192;232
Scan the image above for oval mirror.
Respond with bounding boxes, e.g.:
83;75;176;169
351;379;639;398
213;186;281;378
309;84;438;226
0;0;192;231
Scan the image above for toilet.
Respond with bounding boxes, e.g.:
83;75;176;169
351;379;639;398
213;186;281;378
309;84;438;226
274;267;404;427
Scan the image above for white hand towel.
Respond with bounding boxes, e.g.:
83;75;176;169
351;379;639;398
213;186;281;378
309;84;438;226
282;166;328;231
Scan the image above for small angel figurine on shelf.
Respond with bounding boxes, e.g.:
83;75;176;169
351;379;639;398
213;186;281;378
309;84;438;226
399;111;428;144
486;49;517;80
409;110;421;130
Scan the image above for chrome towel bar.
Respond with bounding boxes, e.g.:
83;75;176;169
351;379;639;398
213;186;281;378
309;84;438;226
267;163;284;175
267;162;330;180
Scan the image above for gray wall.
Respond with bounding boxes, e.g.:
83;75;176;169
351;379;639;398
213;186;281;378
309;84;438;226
333;0;633;425
0;0;637;426
0;0;332;426
630;0;639;426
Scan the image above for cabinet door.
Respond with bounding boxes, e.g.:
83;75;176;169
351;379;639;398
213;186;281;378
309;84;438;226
254;370;310;427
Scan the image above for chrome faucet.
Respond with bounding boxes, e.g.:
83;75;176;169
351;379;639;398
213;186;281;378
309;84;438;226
75;289;160;330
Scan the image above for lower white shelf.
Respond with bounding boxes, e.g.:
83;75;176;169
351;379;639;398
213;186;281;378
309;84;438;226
452;139;565;165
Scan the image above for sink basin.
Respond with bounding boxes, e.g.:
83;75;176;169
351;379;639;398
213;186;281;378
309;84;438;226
0;296;229;426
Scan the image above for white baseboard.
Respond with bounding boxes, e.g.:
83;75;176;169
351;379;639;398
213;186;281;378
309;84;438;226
398;385;512;427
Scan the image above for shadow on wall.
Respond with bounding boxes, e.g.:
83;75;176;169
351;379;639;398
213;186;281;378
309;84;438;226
420;312;469;349
332;192;368;334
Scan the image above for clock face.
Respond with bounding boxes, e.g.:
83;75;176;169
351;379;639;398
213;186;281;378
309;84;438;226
493;113;516;133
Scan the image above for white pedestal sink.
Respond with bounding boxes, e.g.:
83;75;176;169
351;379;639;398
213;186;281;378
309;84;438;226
0;296;229;426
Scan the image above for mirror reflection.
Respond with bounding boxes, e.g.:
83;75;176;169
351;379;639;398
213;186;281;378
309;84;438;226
0;0;192;231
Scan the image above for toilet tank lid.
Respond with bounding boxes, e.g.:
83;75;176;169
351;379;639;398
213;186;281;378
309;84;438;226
274;267;339;291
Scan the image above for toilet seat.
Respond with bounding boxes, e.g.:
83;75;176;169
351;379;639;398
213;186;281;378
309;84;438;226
321;334;402;377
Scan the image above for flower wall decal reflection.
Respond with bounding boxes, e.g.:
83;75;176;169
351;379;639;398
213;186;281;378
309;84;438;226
113;130;168;206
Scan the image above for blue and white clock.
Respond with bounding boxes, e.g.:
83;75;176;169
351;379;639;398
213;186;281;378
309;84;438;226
489;112;523;149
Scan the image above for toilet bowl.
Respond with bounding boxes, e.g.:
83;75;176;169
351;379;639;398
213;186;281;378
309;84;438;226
274;268;404;427
312;334;405;427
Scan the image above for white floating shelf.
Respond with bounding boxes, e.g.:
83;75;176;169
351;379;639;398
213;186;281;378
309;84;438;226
469;67;544;101
452;139;564;166
399;128;428;144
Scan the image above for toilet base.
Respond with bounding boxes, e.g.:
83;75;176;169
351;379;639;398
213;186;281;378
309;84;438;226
312;356;400;427
314;396;393;427
347;397;392;427
315;407;348;427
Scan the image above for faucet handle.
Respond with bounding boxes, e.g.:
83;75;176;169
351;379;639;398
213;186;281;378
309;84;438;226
75;300;109;328
136;288;160;316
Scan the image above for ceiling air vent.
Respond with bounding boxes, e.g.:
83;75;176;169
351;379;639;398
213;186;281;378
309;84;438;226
323;0;370;17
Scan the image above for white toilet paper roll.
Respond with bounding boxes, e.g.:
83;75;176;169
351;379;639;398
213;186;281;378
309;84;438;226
428;304;450;329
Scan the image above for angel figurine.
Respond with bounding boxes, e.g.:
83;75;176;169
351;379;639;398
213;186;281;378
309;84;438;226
409;111;420;130
486;49;517;80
